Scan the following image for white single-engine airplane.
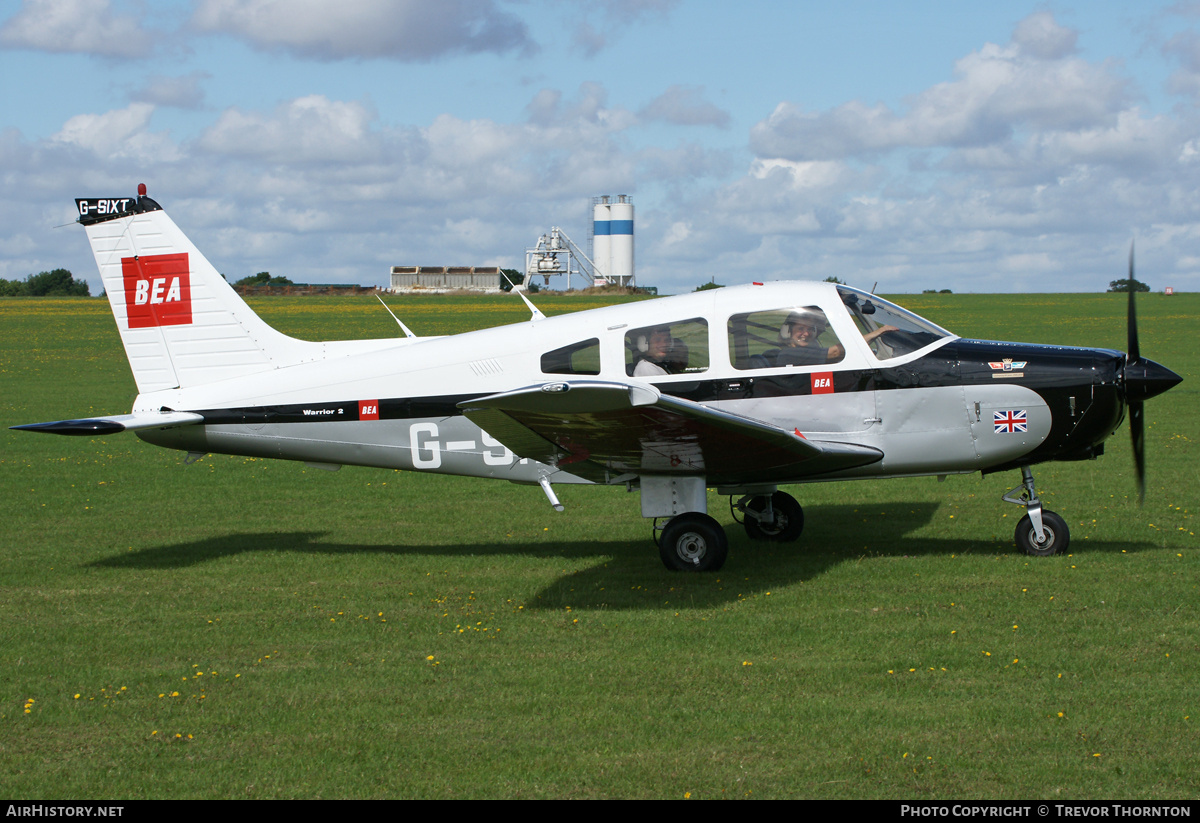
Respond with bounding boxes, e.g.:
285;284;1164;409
15;186;1182;571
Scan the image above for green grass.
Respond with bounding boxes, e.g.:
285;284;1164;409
0;292;1196;799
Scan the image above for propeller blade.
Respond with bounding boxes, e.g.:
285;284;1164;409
1127;243;1140;364
1127;242;1144;505
1130;400;1145;506
1120;243;1183;506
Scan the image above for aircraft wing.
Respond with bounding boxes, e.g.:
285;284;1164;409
11;410;205;436
458;380;882;485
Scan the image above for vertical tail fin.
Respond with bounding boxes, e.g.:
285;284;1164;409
78;187;319;393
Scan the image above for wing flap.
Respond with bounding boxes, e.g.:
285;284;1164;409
11;410;204;437
459;380;882;485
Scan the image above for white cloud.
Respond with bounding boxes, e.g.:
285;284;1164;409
569;0;677;58
190;0;534;61
132;72;210;110
526;82;636;130
1163;28;1200;97
1011;10;1077;59
51;103;179;162
197;96;383;163
0;0;155;58
640;86;731;128
750;12;1132;162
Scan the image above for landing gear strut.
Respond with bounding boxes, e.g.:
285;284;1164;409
1003;466;1070;556
733;491;804;542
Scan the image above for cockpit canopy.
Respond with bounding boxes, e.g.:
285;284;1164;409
539;282;955;379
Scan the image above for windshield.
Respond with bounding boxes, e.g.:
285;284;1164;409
836;286;953;361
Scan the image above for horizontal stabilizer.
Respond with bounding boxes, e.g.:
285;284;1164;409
11;410;204;437
459;380;883;485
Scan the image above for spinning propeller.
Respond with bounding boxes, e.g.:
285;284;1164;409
1121;245;1183;504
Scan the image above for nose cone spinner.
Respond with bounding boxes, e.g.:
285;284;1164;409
1124;357;1183;403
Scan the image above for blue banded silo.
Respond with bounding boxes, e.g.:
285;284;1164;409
591;195;634;287
593;197;611;283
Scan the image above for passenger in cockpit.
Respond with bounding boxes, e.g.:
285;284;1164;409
775;308;844;366
633;326;674;376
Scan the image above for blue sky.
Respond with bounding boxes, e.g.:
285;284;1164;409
4;0;1200;295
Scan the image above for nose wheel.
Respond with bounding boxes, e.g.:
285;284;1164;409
1003;466;1070;556
1015;510;1069;557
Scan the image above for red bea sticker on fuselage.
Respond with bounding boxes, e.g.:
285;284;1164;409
811;372;834;394
359;401;380;421
122;253;192;328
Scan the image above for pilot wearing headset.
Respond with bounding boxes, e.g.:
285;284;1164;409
775;308;844;366
633;326;674;376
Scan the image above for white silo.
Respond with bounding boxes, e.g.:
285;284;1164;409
592;197;611;281
609;195;634;286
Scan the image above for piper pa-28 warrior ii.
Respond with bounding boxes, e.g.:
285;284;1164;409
16;187;1182;571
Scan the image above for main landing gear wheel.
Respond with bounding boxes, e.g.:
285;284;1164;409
743;492;804;542
658;513;728;572
1015;510;1069;557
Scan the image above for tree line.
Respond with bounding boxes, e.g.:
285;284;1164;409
0;269;90;296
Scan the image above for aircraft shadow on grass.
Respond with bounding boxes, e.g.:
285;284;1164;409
87;501;1153;610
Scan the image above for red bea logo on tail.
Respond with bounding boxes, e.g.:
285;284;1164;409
122;253;192;328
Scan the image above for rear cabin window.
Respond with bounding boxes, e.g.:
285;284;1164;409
625;318;709;377
728;307;846;370
541;338;601;375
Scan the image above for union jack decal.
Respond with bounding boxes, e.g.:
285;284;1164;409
993;409;1028;434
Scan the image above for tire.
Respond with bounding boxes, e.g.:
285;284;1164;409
743;492;804;542
659;513;728;572
1015;511;1069;557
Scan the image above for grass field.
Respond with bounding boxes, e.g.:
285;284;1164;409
1;290;1196;799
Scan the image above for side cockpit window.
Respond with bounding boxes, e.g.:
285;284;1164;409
541;338;601;375
625;318;709;377
728;307;846;370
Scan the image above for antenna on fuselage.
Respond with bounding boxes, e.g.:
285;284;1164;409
375;294;417;338
514;287;545;321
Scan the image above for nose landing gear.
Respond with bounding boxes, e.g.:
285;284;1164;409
1003;466;1070;556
